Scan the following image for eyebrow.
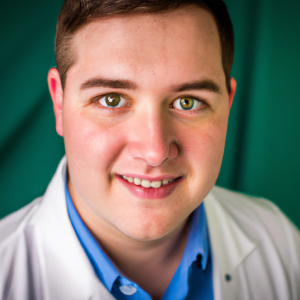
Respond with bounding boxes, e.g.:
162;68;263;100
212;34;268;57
173;79;221;94
80;78;138;90
80;77;221;94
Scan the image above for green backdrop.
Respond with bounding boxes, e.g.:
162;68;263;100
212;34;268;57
1;0;299;228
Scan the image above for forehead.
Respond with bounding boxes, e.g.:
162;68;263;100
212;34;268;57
69;5;223;89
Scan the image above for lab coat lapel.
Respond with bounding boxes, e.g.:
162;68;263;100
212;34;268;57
35;157;116;300
204;190;257;300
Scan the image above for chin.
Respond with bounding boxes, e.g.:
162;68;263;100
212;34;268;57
116;218;173;242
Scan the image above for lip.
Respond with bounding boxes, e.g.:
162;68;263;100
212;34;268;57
117;175;183;199
121;174;179;181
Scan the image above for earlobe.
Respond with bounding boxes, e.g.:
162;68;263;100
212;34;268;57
229;77;237;109
48;67;64;136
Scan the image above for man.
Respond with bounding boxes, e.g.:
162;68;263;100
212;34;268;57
0;0;299;299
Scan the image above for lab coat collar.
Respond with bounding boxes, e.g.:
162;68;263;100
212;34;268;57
204;190;257;276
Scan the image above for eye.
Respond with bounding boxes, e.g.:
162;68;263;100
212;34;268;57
98;93;129;108
171;97;204;110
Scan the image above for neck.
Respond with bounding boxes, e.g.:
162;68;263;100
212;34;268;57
93;215;190;300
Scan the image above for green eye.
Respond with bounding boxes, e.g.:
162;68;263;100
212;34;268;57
172;97;203;111
105;93;121;107
180;97;194;110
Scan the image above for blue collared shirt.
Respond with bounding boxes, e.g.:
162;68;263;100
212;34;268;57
65;179;213;300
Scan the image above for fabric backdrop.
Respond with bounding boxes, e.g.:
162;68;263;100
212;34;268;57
0;0;299;228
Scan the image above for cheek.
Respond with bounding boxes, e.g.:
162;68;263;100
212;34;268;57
178;115;228;176
63;107;126;176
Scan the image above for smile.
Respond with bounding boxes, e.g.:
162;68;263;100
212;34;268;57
120;175;176;188
118;174;183;199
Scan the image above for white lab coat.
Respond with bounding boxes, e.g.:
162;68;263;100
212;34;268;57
0;157;299;300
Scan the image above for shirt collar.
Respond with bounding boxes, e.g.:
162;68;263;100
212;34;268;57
162;203;210;300
185;202;210;270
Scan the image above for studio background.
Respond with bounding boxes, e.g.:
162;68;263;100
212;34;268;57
1;0;299;228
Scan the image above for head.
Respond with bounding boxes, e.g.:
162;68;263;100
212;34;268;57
48;0;236;241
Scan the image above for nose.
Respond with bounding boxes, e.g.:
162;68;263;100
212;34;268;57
127;111;178;167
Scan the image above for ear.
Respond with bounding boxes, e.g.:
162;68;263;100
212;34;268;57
48;67;64;136
228;77;237;109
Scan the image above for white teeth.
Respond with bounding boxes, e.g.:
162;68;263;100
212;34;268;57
122;175;177;188
151;181;162;188
141;179;151;188
134;178;141;185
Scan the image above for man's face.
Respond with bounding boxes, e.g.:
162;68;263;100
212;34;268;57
50;6;235;241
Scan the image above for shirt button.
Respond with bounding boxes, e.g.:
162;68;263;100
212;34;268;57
225;274;232;282
196;254;202;269
119;285;137;295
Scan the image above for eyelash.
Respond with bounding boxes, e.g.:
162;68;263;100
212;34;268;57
92;93;208;112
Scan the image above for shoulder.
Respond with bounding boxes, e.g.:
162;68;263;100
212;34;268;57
210;185;284;218
0;197;42;247
210;185;296;225
0;198;44;297
210;185;300;258
0;156;67;253
0;157;67;299
207;186;300;298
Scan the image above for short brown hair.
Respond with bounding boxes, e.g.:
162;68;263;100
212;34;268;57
55;0;234;92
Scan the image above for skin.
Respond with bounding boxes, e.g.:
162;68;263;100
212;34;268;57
48;5;236;299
